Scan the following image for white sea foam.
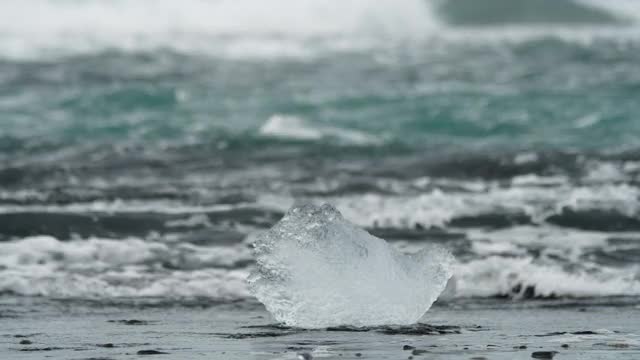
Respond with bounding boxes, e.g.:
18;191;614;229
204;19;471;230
260;115;324;141
1;177;637;228
452;225;640;298
327;182;640;229
0;235;252;269
0;0;638;59
259;114;381;145
0;235;252;299
0;266;250;299
0;200;240;215
1;229;639;301
455;256;640;298
0;0;437;59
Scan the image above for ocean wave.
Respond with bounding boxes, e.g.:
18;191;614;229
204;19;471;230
449;225;640;298
0;178;637;237
454;256;640;299
0;235;252;269
436;0;625;25
259;114;382;145
0;0;436;60
328;183;640;230
0;236;251;299
2;231;639;301
0;0;639;59
0;205;283;241
578;0;640;22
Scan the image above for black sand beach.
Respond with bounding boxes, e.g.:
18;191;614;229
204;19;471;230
2;297;639;359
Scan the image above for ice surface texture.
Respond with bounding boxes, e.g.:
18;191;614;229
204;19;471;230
248;204;454;328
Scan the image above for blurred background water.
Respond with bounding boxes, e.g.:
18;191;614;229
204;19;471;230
1;0;640;305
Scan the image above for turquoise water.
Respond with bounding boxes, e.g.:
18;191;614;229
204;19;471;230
2;39;640;150
1;1;639;152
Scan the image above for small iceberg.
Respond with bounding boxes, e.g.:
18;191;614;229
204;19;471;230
248;203;453;328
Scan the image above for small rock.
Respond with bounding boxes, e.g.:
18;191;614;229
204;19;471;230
531;351;558;359
561;344;569;349
19;340;32;345
403;345;415;351
595;342;630;348
355;353;362;357
298;353;313;360
97;343;115;348
137;350;169;355
411;349;428;355
19;347;60;352
109;319;150;325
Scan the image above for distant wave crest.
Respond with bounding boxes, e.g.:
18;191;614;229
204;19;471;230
259;114;381;145
0;0;638;59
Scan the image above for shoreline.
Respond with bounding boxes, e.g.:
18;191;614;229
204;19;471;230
2;297;638;359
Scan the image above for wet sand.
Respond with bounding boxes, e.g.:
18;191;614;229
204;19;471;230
1;298;639;359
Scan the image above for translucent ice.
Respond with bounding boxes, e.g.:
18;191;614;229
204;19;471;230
248;203;454;328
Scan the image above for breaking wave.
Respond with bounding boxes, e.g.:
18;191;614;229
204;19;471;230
2;231;639;302
259;114;381;145
0;0;639;59
0;236;251;300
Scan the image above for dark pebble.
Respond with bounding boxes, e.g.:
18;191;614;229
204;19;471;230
355;353;362;357
411;349;428;355
109;319;149;325
561;344;569;348
572;331;597;335
298;353;313;360
19;340;32;345
519;345;528;349
19;347;61;352
287;346;308;351
531;351;558;359
326;326;370;332
137;350;169;355
537;330;598;337
376;323;461;335
217;331;294;339
97;343;115;348
403;345;415;351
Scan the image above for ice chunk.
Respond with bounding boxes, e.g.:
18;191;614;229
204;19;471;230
248;203;454;328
